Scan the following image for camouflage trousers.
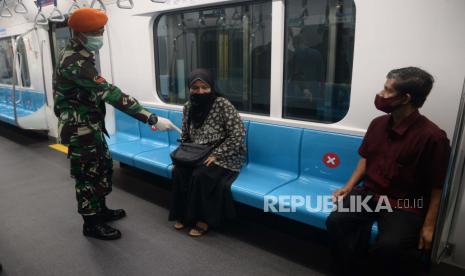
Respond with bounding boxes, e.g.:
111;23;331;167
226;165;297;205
68;127;112;215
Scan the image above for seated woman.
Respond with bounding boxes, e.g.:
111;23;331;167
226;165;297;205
169;68;246;237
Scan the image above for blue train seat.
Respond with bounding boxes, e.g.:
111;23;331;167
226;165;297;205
108;107;377;237
108;108;169;166
267;129;378;235
133;110;182;178
106;110;140;146
231;122;302;208
266;130;361;228
0;86;44;125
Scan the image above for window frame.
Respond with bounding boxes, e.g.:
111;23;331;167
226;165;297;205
153;0;273;115
151;0;356;125
281;0;356;124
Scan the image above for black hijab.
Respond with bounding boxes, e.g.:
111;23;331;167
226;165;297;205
187;68;218;129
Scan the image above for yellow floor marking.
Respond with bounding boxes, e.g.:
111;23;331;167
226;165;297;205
49;144;68;154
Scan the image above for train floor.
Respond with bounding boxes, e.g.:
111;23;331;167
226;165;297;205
0;122;463;276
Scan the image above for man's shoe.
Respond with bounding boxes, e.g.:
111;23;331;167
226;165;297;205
100;207;126;222
83;223;122;240
100;198;126;222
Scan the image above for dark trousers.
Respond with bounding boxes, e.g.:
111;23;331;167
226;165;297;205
326;189;425;276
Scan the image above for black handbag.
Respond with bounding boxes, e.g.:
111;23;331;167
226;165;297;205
170;142;214;167
170;115;217;167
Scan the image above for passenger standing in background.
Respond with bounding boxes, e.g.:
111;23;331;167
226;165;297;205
326;67;450;275
291;26;325;108
169;68;246;237
53;8;177;240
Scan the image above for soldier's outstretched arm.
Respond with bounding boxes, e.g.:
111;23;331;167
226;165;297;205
100;82;153;123
61;59;178;131
61;59;153;123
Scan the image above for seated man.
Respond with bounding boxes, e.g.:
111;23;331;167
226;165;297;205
326;67;450;275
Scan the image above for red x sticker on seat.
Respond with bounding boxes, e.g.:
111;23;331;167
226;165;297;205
323;153;340;168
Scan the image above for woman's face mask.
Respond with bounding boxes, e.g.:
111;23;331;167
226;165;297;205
83;35;104;52
189;93;215;106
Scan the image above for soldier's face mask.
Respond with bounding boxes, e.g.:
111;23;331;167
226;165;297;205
83;35;104;52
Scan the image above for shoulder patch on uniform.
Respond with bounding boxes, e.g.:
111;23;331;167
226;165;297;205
94;76;106;84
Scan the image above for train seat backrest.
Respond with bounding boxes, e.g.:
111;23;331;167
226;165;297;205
139;107;169;146
114;109;141;139
167;110;182;150
0;87;46;125
300;129;362;185
247;121;302;173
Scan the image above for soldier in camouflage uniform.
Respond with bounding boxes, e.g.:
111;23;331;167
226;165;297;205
53;8;176;240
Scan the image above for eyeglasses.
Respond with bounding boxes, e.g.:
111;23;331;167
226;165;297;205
190;85;210;90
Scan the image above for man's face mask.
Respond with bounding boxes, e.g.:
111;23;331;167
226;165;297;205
374;94;406;113
83;35;104;52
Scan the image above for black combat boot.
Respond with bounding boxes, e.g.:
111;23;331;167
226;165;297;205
82;214;122;240
100;198;126;222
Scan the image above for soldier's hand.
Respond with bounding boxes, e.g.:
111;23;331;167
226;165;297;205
147;114;158;125
150;116;181;133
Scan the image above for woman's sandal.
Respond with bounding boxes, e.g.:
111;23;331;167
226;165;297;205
174;221;185;230
188;223;208;237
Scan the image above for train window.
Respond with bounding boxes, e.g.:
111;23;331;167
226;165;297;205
17;37;31;87
283;0;355;123
155;1;272;115
0;37;16;85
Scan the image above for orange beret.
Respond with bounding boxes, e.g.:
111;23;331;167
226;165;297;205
68;8;108;33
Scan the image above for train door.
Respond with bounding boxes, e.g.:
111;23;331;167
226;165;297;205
434;78;465;269
10;27;49;130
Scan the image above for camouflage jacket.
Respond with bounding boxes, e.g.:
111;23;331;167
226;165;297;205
53;38;152;145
